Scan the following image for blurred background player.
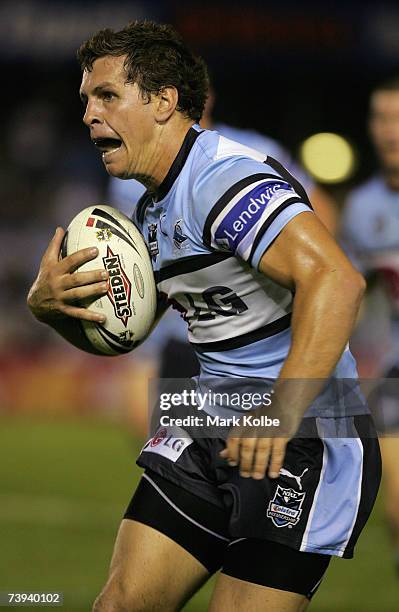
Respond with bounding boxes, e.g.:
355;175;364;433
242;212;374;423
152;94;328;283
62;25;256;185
341;74;399;575
108;86;339;436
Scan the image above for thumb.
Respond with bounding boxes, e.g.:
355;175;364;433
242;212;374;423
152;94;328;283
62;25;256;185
43;227;66;263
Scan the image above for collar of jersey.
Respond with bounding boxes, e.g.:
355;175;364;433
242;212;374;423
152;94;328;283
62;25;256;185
154;124;203;202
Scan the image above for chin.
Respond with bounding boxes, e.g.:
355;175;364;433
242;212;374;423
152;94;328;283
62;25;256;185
104;163;129;179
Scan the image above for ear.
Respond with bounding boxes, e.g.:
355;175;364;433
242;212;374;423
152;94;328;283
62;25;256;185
153;86;179;122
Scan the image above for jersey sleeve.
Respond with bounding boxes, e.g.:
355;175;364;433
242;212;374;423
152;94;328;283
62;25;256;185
193;155;313;269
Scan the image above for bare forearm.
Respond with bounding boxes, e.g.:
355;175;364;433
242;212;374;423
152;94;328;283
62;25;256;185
275;269;365;413
283;269;363;376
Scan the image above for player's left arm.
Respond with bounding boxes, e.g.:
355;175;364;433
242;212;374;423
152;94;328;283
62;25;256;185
221;211;366;479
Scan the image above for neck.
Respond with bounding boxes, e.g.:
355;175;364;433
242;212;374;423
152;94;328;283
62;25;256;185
134;119;195;191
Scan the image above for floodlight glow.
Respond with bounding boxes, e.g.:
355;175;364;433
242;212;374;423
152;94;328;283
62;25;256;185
300;132;356;183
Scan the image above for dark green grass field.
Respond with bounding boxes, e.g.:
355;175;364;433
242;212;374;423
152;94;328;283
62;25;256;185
0;416;397;611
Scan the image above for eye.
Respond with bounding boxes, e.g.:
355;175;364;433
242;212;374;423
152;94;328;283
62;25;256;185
102;91;116;102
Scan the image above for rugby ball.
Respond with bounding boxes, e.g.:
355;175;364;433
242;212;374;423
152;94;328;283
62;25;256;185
61;205;157;356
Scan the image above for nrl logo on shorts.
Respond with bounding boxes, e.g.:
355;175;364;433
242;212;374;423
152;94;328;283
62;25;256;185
267;485;306;528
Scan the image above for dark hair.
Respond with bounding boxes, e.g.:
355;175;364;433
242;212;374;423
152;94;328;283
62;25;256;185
77;20;209;122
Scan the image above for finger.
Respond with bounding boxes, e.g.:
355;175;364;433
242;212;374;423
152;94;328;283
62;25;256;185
42;227;66;264
62;268;108;290
268;439;288;479
63;281;109;303
62;304;106;323
59;247;99;274
239;438;257;477
251;439;272;480
220;437;240;466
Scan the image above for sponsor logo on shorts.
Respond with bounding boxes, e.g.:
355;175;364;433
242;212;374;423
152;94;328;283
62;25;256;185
267;485;306;528
150;427;167;447
142;427;193;462
279;467;309;491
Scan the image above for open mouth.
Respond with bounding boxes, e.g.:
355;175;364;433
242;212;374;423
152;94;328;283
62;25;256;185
92;137;122;154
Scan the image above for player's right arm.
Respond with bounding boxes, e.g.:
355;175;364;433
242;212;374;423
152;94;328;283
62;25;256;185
28;227;168;354
27;227;109;353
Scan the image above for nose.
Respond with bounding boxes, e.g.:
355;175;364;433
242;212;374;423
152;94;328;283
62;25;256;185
83;99;103;127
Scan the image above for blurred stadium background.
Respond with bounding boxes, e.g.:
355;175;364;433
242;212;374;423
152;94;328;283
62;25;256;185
1;0;399;609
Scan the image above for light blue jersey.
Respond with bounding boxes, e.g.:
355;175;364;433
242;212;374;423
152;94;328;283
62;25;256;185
133;125;360;416
342;175;399;366
108;124;313;347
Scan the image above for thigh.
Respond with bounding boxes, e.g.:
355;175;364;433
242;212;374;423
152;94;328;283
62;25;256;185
208;538;329;611
209;575;308;612
94;471;229;611
103;519;209;610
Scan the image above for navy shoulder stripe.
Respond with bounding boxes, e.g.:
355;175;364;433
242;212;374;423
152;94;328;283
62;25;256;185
135;192;152;228
248;196;305;265
266;156;313;209
202;172;276;248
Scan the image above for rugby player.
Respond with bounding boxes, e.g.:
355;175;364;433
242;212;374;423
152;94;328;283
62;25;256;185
27;21;381;611
342;75;399;575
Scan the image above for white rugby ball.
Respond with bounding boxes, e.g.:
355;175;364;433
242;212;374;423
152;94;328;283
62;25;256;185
61;205;157;356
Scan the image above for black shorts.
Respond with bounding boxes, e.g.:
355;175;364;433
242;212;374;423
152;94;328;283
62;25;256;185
136;415;381;559
125;470;331;600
